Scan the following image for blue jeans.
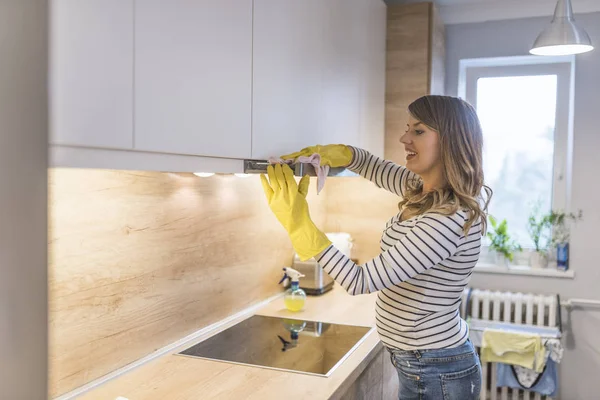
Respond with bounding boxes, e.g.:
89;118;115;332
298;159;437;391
388;340;482;400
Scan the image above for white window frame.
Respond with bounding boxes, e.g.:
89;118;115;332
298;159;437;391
458;55;576;271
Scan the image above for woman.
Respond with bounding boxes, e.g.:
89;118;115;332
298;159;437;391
261;95;491;400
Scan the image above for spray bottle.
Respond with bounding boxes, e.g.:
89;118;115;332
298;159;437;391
279;267;306;312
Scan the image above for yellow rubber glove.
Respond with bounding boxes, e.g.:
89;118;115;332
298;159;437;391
281;144;353;168
260;163;332;261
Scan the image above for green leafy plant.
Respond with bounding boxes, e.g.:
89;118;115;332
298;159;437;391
548;209;583;245
527;204;583;252
487;215;522;262
527;203;553;253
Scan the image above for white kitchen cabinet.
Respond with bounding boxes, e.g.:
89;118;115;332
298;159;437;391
359;0;387;158
252;0;385;160
251;0;328;160
320;0;361;149
50;0;134;149
325;0;386;158
50;0;384;172
134;0;252;159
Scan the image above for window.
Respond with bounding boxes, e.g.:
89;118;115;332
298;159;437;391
459;56;574;258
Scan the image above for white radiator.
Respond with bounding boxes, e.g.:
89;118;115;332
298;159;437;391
461;289;559;400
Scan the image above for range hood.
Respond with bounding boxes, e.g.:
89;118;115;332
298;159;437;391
243;160;357;177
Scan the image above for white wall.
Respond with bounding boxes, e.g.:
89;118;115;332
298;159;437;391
0;1;48;398
446;13;600;399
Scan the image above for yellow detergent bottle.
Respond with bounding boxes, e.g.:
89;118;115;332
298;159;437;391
279;267;306;312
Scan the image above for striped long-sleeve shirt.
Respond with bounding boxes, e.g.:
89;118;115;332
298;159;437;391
316;147;481;350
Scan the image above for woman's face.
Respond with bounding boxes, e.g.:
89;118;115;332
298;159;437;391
399;115;442;177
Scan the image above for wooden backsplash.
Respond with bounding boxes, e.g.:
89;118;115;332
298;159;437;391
48;169;401;397
323;178;401;263
48;169;328;397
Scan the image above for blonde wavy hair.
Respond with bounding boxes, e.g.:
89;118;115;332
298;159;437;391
398;95;492;234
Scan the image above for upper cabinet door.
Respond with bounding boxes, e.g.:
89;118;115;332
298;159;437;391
320;0;362;149
135;0;252;159
252;0;385;160
252;0;327;160
50;0;134;149
358;0;386;158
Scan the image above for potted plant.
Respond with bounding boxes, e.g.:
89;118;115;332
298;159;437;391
487;215;522;267
527;204;552;268
548;210;582;244
548;210;583;270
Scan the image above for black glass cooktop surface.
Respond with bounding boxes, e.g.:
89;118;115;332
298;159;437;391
178;315;373;377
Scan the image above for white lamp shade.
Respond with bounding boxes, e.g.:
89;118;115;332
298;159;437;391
530;0;594;56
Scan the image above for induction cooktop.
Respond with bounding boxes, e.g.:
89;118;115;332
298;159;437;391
177;315;373;377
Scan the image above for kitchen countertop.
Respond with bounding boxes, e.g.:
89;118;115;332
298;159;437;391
78;284;380;400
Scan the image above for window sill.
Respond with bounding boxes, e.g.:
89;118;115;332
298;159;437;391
474;263;575;279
